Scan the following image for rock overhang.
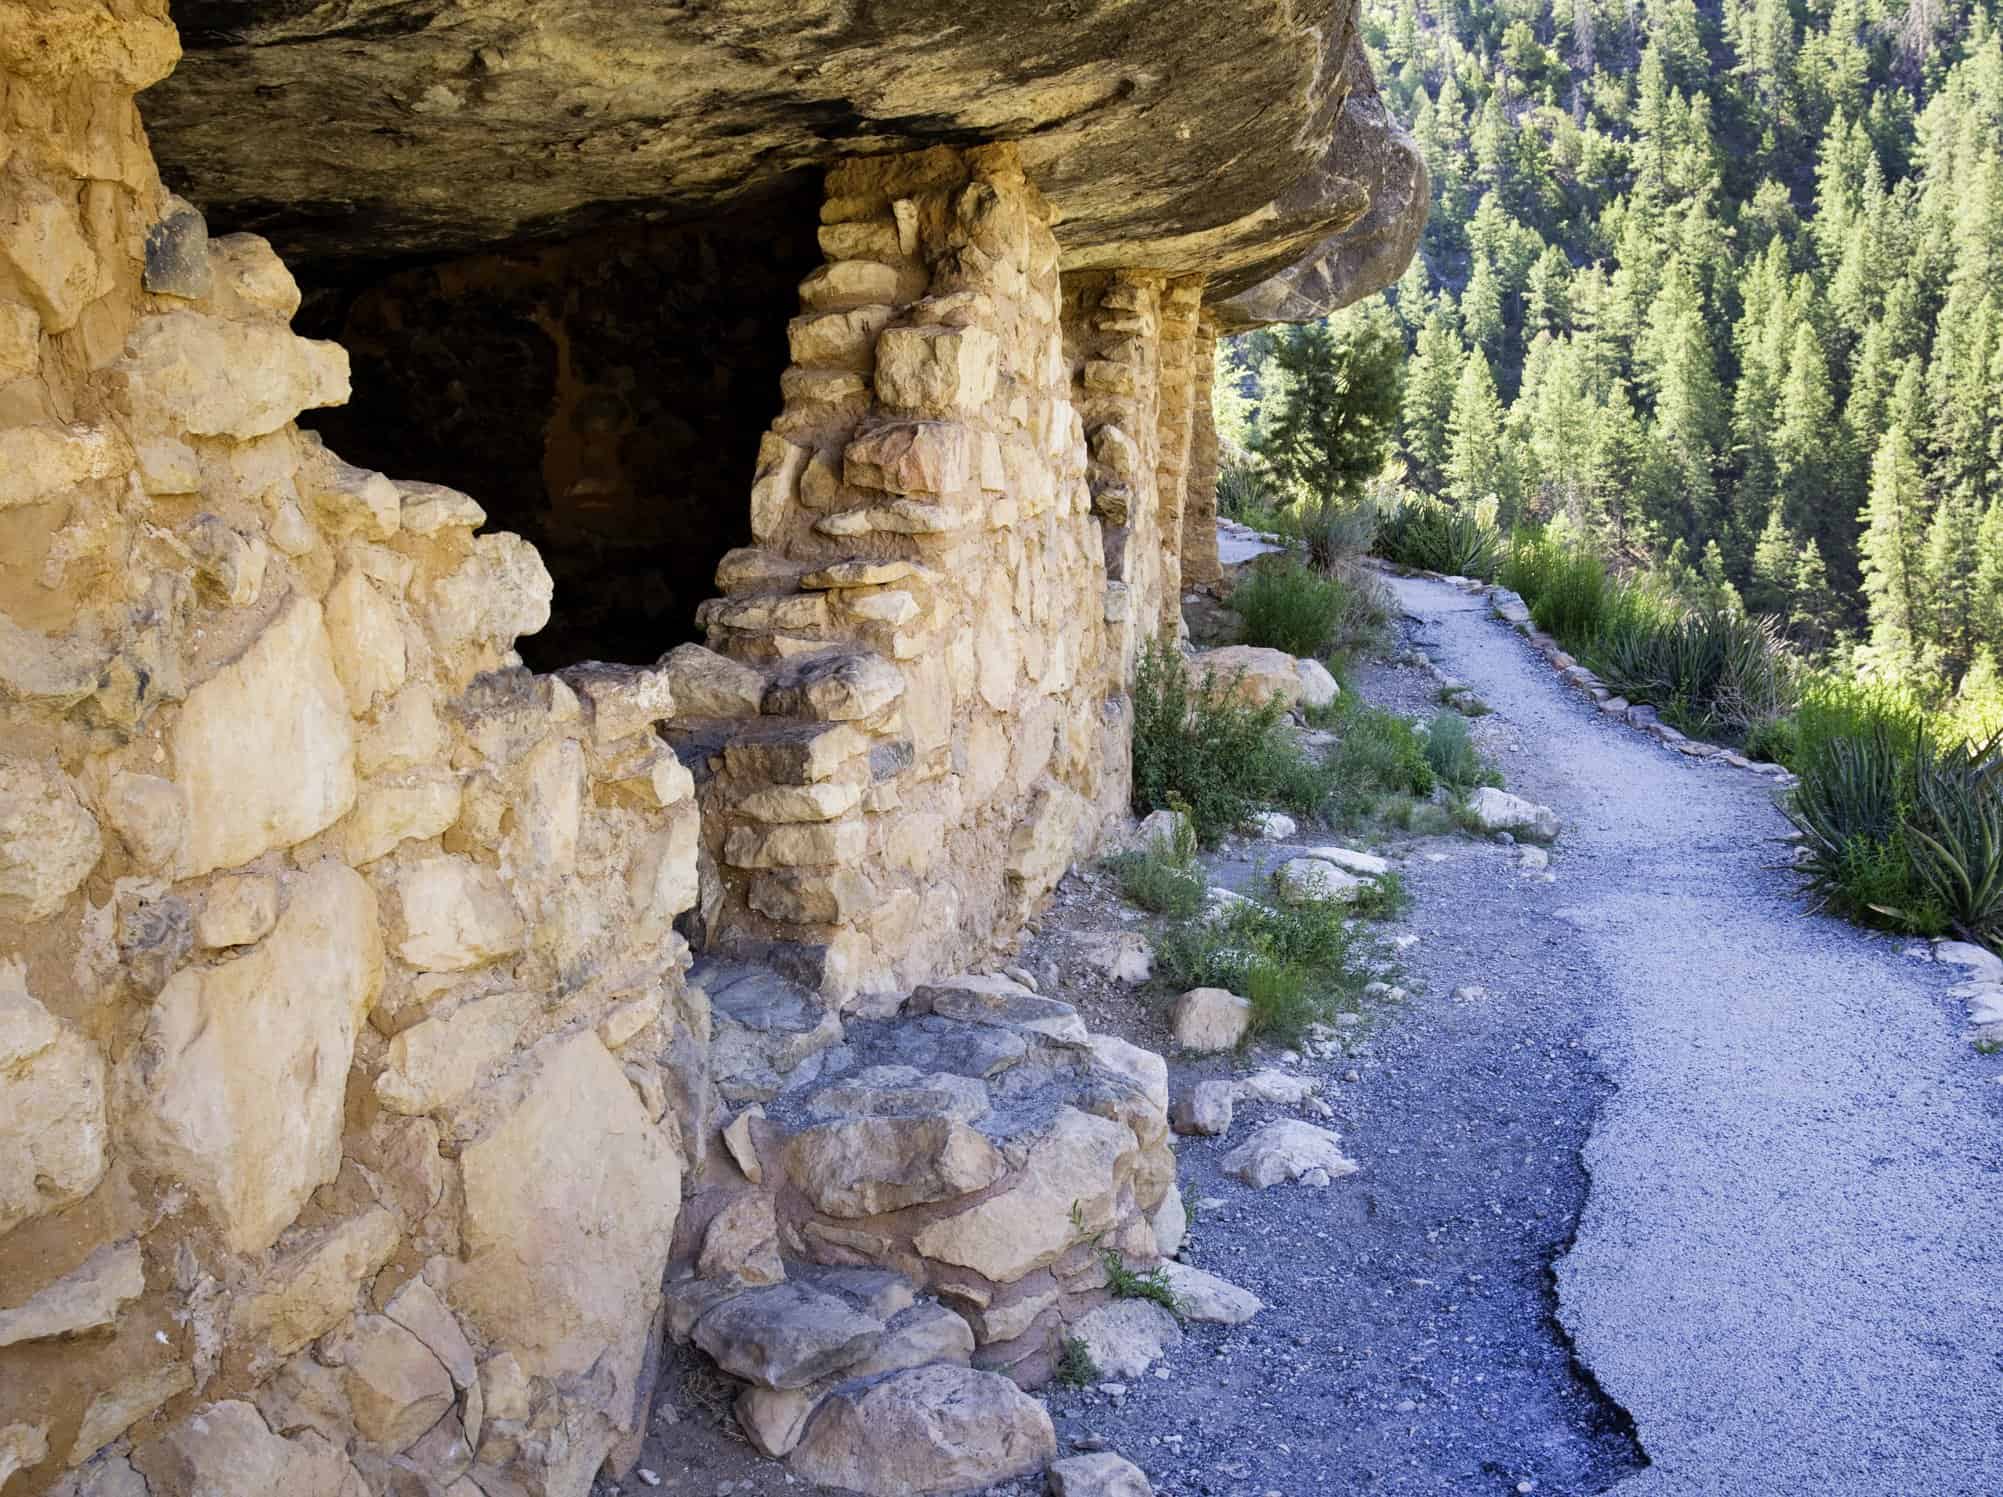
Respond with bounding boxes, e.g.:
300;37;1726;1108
143;0;1423;317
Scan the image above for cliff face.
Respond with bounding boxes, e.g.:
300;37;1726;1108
145;0;1414;300
0;4;1419;1495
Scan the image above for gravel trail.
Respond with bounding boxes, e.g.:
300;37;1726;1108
1383;571;2003;1496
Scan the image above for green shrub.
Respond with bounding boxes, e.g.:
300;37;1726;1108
1131;639;1293;844
1422;710;1500;792
1215;451;1272;522
1230;559;1349;658
1283;500;1379;572
1373;495;1503;579
1155;895;1375;1045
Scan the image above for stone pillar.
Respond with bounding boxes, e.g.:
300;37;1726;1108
1152;277;1205;635
1181;312;1224;587
0;9;700;1494
666;145;1127;1003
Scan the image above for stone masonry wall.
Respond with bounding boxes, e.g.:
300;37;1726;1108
0;8;704;1495
659;148;1194;1007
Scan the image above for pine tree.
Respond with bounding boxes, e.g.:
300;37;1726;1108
1401;312;1463;492
1790;540;1845;653
1859;422;1932;671
1255;312;1408;512
1445;349;1510;510
1748;500;1802;618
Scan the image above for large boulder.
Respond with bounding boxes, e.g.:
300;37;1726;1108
1464;787;1560;844
1187;646;1337;711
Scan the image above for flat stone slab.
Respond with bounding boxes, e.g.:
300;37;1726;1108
910;974;1089;1044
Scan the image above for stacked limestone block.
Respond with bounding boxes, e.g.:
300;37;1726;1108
1180;314;1225;589
663;968;1177;1490
668;146;1162;1005
0;7;702;1494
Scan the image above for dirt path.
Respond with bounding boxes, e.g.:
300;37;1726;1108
1386;572;2003;1496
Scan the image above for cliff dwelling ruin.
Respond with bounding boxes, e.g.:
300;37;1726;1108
0;2;1423;1494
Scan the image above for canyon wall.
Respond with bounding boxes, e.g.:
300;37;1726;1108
0;2;1422;1493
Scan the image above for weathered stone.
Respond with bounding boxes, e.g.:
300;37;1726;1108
333;770;463;865
735;1301;973;1458
229;1208;402;1357
764;651;905;722
0;755;100;922
1150;1180;1188;1258
197;873;280;949
1221;1120;1358;1188
0;1425;48;1490
116;311;350;440
0;177;99;330
1171;987;1251;1052
172;594;357;879
126;862;382;1253
748;867;878;924
698;1192;786;1285
844;421;975;496
450;1032;680;1411
789;305;894;369
692;1282;881;1390
133;1400;367;1497
788;1364;1055;1495
1172;1080;1235;1137
739;778;867;823
1048;1452;1156;1496
724;817;868;869
301;452;400;539
911;974;1088;1043
1158;1262;1261;1324
811;1066;991;1124
0;962;108;1236
723;722;868;784
1072;1299;1182;1379
1072;931;1154;984
1300;844;1390;877
380;1274;478;1394
786;1116;1006;1218
912;1108;1134;1282
425;533;554;652
1464;787;1560;844
321;1314;455;1451
1232;1069;1318;1106
186;516;270;608
1006;780;1085;891
722;1107;765;1183
391;855;524;971
323;570;407;714
875;324;1000;414
375;991;524;1115
101;772;188;871
0;421;123;510
1187;645;1317;710
0;1238;144;1346
397;479;487;535
1274;856;1366;904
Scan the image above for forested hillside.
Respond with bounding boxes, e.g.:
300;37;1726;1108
1230;0;2002;699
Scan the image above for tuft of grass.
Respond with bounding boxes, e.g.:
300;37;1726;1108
1102;1252;1181;1314
1350;868;1412;919
1056;1335;1101;1386
1106;815;1207;918
1322;705;1436;825
1422;710;1502;793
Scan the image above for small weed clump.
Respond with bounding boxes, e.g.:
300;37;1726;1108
1320;703;1436;825
1102;1252;1181;1315
1056;1335;1100;1387
1106;815;1207;919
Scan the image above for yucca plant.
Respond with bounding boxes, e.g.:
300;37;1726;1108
1905;729;2003;947
1785;723;1909;910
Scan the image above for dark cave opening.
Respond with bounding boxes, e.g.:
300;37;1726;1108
295;201;822;673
